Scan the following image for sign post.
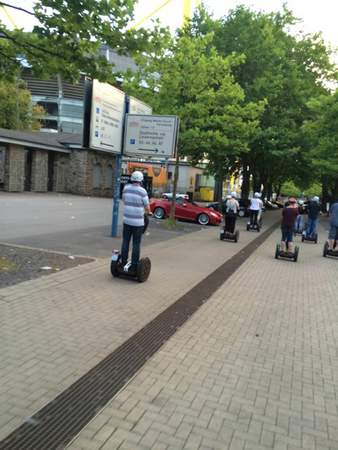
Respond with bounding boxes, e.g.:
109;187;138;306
83;82;178;238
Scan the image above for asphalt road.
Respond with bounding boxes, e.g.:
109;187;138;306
0;192;205;257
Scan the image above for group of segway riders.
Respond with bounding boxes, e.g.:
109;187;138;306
112;172;338;281
277;195;338;261
220;191;264;241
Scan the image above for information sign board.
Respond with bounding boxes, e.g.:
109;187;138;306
129;97;152;115
89;80;125;153
124;114;178;158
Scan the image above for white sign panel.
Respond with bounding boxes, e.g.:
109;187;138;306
89;80;125;153
124;114;178;158
129;97;152;115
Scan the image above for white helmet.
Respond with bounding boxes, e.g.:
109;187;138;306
313;196;320;202
254;192;261;198
231;191;237;198
131;171;144;183
298;199;304;205
226;194;232;199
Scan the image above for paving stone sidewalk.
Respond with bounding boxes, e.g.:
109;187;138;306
0;215;277;442
67;223;338;450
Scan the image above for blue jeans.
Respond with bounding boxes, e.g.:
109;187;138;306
121;223;144;267
282;226;293;243
306;218;318;237
294;215;303;233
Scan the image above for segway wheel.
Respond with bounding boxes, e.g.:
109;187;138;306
234;230;239;243
293;246;299;262
220;232;224;241
246;224;250;231
110;260;120;277
256;225;260;232
275;244;280;260
137;257;151;283
301;235;305;242
323;241;329;257
314;233;318;244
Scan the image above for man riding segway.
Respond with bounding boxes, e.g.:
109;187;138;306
275;196;300;261
111;170;152;282
220;192;240;242
247;192;263;231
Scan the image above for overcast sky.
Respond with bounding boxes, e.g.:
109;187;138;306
2;0;338;53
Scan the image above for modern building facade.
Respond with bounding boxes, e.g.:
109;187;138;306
21;48;138;135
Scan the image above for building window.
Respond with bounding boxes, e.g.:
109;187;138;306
93;163;102;188
37;101;59;116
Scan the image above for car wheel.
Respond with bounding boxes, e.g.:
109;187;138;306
238;209;245;218
197;213;210;225
153;207;165;219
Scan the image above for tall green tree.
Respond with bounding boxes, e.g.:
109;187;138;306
186;5;336;198
0;0;169;82
0;79;43;130
123;33;263;202
302;91;338;202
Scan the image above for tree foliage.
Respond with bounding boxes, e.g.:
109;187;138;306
0;0;169;82
302;91;338;200
184;5;337;198
0;79;43;130
123;33;264;201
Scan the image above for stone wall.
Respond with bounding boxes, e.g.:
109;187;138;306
66;150;115;197
1;145;116;197
87;151;115;197
4;144;25;192
67;150;89;195
31;149;48;192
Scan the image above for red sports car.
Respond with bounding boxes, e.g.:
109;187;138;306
150;197;222;225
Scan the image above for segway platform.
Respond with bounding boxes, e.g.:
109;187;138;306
275;244;299;262
220;229;239;243
247;222;260;232
323;241;338;258
301;232;318;244
110;252;151;282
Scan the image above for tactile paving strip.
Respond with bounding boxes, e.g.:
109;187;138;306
0;221;279;450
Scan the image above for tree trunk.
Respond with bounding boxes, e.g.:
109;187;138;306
321;175;330;212
241;157;250;200
266;181;273;201
332;178;338;204
214;169;224;204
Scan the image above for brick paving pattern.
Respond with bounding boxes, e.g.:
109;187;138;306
67;223;338;450
0;216;269;442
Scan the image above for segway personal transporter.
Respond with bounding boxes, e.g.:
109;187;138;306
275;242;299;262
110;214;151;283
301;229;318;244
247;212;261;232
220;220;239;243
323;235;338;258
